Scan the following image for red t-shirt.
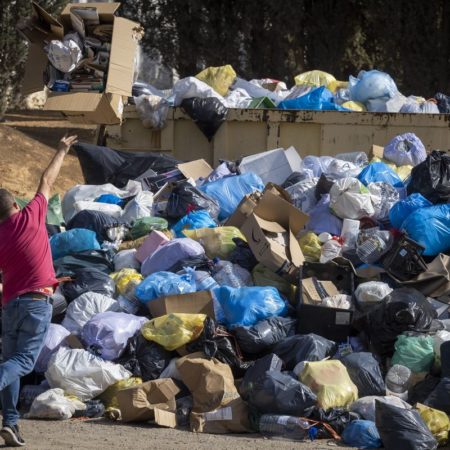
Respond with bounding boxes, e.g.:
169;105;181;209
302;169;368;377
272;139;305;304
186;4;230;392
0;193;57;305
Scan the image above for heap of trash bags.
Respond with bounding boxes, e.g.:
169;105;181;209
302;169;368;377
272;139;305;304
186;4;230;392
16;132;450;449
133;66;450;138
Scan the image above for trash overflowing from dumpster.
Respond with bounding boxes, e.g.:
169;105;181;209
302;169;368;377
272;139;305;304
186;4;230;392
7;128;447;449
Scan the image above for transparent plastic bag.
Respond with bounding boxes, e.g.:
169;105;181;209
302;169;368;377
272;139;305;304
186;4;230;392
213;260;253;288
349;70;398;104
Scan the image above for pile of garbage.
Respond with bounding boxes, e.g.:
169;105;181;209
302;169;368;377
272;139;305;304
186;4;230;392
18;133;450;449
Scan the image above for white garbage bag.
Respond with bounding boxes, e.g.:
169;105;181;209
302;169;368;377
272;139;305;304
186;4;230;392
46;348;131;401
329;177;375;220
114;249;140;272
26;388;85;420
172;77;226;106
355;281;393;304
73;201;123;219
286;178;319;213
62;292;121;335
81;311;148;361
35;324;70;373
121;191;154;222
224;88;253;109
231;77;284;104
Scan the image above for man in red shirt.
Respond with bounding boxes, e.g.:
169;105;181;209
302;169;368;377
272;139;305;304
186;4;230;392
0;134;77;446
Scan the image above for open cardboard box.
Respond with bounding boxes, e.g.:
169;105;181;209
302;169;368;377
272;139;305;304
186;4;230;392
20;2;142;125
227;184;308;283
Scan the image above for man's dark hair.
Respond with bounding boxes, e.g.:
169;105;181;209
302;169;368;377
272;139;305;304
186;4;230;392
0;189;15;221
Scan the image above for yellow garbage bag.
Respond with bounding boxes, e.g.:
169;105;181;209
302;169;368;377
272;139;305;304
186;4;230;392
184;227;245;260
110;269;143;295
98;377;143;409
300;360;358;410
196;65;237;96
342;101;366;112
298;232;322;262
371;157;412;180
328;80;348;93
141;313;206;351
416;403;450;446
294;70;336;88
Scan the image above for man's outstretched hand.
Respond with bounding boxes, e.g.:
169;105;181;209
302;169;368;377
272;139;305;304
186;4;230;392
58;135;78;154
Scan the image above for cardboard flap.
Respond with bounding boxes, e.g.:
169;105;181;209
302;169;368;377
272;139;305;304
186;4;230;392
289;228;304;267
45;92;103;112
178;159;213;180
371;144;384;159
153;409;177;428
61;3;121;24
253;215;286;234
106;17;142;97
18;2;64;42
21;45;47;95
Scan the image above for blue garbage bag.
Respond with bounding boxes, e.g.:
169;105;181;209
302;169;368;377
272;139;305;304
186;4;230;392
50;228;101;261
384;133;427;167
306;194;343;236
389;193;433;229
135;271;196;304
200;173;264;221
402;204;450;256
358;162;405;189
349;70;398;104
171;210;217;238
342;420;382;449
95;194;125;207
212;286;286;328
278;86;349;111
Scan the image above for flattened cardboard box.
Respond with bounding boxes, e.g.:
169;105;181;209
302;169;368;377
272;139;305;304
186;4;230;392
147;291;216;319
229;185;308;283
21;2;142;125
302;278;340;305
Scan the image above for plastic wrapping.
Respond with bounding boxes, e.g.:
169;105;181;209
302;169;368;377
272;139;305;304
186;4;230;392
233;317;297;355
306;194;343;236
329;177;375;219
300;360;358;410
355;281;393;304
61;268;116;302
200;173;264;221
62;292;121;335
26;388;85;420
141;313;206;351
407;150;450;204
166;181;220;220
401;204;450;256
172;210;217;238
195;65;236;96
213;260;253;288
375;400;438;450
384;133;427;167
212;286;286;328
35;324;70;373
349;70;398;104
50;229;100;261
134;94;169;129
184;227;245;260
342;420;382;449
341;352;385;397
135;271;196;303
81;312;148;361
141;238;205;276
46;347;131;401
391;335;435;373
389;193;433;229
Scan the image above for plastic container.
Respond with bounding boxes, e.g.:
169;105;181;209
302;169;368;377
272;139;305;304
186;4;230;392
194;270;219;291
356;230;393;264
259;415;314;441
385;364;411;399
341;219;360;250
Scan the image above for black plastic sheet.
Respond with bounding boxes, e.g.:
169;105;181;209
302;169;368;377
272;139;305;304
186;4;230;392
61;268;115;302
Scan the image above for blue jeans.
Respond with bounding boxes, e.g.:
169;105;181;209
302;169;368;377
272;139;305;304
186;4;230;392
1;298;52;427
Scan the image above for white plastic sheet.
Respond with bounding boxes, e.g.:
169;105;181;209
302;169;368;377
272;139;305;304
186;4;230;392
46;348;131;401
172;77;226;107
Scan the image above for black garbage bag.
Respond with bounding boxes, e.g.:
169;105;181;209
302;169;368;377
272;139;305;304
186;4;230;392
360;288;436;357
305;407;360;435
167;254;213;273
375;400;438;450
407;150;450;204
272;334;336;370
408;376;441;405
186;317;253;376
315;173;335;200
74;142;180;187
233;316;297;355
228;238;258;271
116;333;173;381
341;352;385;397
424;377;450;414
61;268;115;302
54;249;115;276
181;97;228;141
282;171;313;189
66;210;122;243
166;181;220;220
435;93;450;113
240;354;317;416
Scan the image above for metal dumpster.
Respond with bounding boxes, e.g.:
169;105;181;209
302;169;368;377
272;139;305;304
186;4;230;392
103;106;450;164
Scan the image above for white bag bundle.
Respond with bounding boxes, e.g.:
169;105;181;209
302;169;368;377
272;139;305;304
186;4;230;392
46;348;131;401
35;324;70;373
355;281;393;304
121;191;154;222
114;249;141;271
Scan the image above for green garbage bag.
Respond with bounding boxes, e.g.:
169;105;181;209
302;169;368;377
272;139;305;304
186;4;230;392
16;194;64;226
391;335;435;373
128;216;168;240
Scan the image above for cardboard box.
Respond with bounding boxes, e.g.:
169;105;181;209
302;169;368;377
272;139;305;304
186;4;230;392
135;230;170;263
177;159;213;181
147;291;216;319
228;184;308;283
302;277;340;305
20;2;142;125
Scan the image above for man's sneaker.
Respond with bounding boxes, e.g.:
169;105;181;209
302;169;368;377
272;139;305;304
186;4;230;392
0;425;25;447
